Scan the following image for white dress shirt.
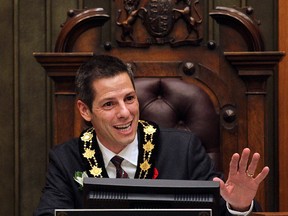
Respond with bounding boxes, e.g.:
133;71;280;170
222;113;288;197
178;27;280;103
97;135;138;178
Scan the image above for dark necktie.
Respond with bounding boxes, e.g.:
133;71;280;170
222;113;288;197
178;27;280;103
111;155;129;178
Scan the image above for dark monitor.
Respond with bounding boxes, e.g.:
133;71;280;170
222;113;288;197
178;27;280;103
81;178;220;216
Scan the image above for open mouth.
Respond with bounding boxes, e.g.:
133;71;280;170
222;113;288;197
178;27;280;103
114;122;132;131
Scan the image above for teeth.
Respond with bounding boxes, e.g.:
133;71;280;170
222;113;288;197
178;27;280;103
115;123;131;130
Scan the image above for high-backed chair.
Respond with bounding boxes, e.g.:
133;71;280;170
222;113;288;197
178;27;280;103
34;0;283;211
135;77;219;167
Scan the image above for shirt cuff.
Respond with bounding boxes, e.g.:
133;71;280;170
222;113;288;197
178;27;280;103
226;200;254;216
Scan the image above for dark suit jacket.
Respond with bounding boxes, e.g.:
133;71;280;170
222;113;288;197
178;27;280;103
33;126;260;216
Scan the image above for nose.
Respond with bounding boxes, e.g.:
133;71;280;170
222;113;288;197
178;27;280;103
116;102;130;118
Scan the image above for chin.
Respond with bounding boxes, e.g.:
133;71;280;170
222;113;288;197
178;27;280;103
122;133;136;145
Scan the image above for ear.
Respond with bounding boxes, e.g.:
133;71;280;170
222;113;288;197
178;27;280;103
77;100;92;122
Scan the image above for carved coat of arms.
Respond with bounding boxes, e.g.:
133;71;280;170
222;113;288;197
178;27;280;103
116;0;203;47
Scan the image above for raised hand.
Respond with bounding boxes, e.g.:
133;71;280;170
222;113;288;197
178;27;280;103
213;148;270;211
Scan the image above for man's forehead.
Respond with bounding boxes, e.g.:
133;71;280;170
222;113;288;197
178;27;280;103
92;74;135;99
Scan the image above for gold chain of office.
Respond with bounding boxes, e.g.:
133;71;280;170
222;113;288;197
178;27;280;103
80;120;157;178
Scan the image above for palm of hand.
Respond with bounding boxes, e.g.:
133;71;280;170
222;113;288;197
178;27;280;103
222;170;259;210
213;148;270;211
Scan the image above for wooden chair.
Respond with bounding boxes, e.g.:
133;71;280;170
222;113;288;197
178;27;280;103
34;0;283;211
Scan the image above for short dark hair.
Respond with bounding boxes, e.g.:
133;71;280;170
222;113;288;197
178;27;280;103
75;55;135;110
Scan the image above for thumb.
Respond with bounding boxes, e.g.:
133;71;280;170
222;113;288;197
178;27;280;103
213;177;228;198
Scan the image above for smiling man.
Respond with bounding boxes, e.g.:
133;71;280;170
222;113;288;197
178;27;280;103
77;71;139;154
34;55;269;216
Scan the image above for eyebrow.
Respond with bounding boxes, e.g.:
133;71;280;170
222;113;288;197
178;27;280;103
99;91;136;102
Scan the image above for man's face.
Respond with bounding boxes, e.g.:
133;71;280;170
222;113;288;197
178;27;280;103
78;73;139;153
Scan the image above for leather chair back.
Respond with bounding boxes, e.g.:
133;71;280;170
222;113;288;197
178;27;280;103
135;77;219;168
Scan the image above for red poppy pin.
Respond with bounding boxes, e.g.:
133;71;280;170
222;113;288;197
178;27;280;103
152;168;159;179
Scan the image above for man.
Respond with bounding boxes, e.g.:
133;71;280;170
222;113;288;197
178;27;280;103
34;55;270;216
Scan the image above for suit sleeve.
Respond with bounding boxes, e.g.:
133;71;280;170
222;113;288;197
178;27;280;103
33;146;81;216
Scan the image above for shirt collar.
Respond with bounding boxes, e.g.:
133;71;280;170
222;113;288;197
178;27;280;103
97;134;138;168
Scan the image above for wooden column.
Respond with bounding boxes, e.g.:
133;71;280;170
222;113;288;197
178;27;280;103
225;51;284;210
33;52;94;145
278;0;288;211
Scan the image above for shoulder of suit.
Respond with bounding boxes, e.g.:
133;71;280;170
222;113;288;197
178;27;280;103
51;137;79;153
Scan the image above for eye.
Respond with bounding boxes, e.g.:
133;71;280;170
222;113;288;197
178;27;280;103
103;101;114;109
125;95;136;103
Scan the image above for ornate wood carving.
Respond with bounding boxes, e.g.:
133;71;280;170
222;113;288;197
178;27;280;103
54;8;109;52
210;6;264;51
115;0;203;47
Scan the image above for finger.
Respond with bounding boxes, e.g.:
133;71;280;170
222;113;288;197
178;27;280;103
229;153;240;176
246;152;260;176
238;148;251;174
213;177;224;184
213;177;227;197
254;166;270;185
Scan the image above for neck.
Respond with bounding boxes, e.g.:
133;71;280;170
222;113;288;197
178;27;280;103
96;137;133;154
